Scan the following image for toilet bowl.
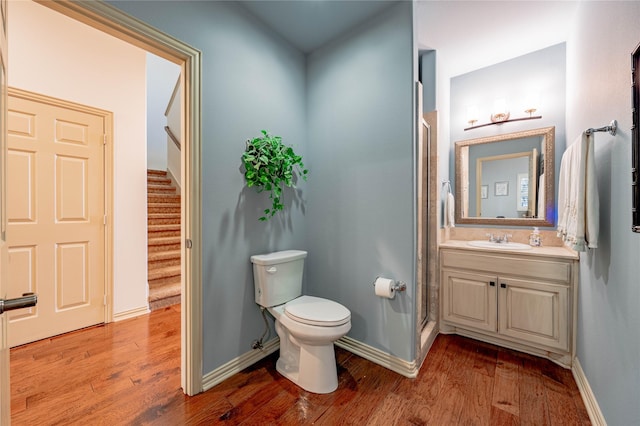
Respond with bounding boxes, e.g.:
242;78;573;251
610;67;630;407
251;250;351;394
269;296;351;394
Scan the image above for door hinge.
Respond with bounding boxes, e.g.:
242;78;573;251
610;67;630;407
103;215;107;225
103;134;107;145
186;239;193;249
103;295;107;306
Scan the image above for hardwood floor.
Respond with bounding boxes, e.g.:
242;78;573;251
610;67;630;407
10;305;591;425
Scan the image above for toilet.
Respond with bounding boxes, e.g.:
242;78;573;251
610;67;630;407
251;250;351;394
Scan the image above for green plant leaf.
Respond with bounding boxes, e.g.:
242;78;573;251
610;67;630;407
242;130;308;221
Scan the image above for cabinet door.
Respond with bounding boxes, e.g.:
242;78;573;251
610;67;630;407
498;278;569;351
442;269;497;332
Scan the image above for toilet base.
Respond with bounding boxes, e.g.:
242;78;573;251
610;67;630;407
276;342;339;394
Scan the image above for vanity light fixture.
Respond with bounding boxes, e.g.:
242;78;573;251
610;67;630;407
490;98;510;123
466;105;479;127
464;96;542;131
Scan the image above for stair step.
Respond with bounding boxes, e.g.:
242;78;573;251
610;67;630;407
148;175;172;185
148;224;180;238
148;215;180;225
149;230;180;239
148;204;180;214
148;237;181;252
149;250;181;269
149;224;180;232
149;278;180;298
148;265;181;281
149;274;181;288
149;249;180;262
147;169;168;177
149;279;181;310
148;193;181;204
148;184;176;194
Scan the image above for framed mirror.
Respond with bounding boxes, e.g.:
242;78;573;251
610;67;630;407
455;126;555;226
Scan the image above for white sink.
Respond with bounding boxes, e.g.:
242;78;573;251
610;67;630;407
467;240;533;250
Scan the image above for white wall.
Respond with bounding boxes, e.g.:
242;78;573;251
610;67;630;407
147;53;180;171
166;78;181;187
567;3;640;425
8;1;148;315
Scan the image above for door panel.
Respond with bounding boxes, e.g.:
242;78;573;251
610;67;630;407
498;277;569;351
7;90;106;347
442;269;498;332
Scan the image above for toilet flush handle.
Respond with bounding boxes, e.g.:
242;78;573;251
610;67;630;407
266;267;277;274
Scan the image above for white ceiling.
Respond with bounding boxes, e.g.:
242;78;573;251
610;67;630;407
239;0;398;53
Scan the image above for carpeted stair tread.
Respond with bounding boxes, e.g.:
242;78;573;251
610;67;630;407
148;184;177;194
148;265;181;281
148;224;180;238
148;193;181;203
148;205;180;214
149;249;180;261
149;224;180;232
148;214;180;225
147;169;168;176
149;236;181;245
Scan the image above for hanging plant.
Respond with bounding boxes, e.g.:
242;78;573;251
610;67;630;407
242;130;308;221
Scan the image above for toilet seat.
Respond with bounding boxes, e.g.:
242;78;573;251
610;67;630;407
284;295;350;327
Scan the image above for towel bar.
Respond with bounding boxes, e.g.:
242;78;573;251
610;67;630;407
585;119;617;136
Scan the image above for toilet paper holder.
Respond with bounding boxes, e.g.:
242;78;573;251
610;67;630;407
372;277;407;292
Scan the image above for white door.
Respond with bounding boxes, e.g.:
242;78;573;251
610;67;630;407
7;90;106;347
0;0;10;421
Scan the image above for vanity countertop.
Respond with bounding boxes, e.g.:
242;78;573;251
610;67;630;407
440;239;579;260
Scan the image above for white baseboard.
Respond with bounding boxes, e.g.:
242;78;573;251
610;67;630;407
202;338;279;392
113;305;150;322
572;357;607;426
335;335;418;378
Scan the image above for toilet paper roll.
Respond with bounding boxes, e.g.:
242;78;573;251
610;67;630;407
374;277;396;299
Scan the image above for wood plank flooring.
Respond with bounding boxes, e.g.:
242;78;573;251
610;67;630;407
10;305;591;425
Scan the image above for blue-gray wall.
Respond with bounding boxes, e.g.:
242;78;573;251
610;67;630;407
109;0;418;371
306;2;416;361
108;1;308;373
567;3;640;424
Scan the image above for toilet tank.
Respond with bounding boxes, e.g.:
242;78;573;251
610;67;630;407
250;250;307;307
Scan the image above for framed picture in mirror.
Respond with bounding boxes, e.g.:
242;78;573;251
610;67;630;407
495;181;509;196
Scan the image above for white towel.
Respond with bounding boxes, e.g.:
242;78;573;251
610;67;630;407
557;132;599;251
445;192;455;228
537;173;545;218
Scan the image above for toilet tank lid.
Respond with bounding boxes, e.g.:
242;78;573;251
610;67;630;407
250;250;307;265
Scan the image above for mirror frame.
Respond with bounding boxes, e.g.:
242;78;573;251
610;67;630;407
454;126;555;227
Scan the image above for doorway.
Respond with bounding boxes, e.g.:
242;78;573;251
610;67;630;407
9;0;202;395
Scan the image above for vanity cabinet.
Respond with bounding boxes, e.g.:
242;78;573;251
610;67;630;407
439;243;578;367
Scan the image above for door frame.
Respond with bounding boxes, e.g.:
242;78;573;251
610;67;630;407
35;0;203;395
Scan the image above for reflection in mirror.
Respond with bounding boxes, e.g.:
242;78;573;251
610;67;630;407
455;126;555;226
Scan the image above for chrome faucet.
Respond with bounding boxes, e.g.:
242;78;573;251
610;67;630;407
487;233;512;243
497;233;513;243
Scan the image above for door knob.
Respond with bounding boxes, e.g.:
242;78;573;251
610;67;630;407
0;293;38;314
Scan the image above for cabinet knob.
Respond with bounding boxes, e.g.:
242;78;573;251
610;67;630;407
489;281;496;287
500;283;507;288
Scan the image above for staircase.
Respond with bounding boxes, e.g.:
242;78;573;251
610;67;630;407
147;169;181;310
